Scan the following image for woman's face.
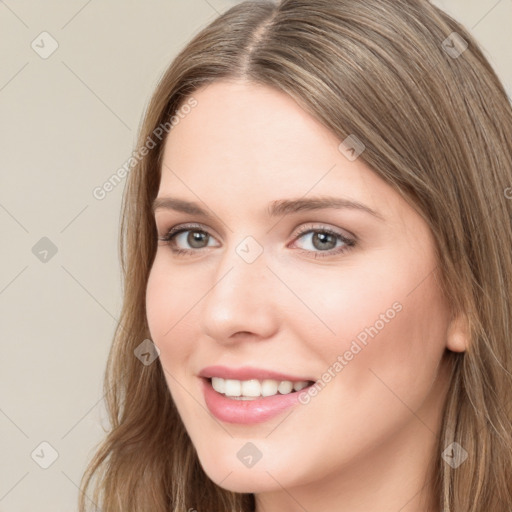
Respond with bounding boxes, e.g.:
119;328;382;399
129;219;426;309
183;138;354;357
146;80;459;502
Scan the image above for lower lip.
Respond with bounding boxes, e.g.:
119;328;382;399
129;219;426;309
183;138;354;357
201;378;312;424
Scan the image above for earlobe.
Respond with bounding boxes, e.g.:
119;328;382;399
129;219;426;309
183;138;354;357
446;312;470;353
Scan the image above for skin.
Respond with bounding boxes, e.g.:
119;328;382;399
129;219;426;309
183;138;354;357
145;79;468;512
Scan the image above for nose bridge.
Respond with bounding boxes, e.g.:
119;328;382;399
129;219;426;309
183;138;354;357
199;235;277;340
214;234;268;294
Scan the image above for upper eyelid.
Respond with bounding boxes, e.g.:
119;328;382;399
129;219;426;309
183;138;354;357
161;223;218;239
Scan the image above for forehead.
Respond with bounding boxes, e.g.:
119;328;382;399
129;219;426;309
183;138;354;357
165;80;339;171
158;80;398;221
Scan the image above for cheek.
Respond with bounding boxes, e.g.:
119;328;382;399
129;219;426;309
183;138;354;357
145;258;203;418
275;255;409;361
145;256;197;362
323;273;448;405
294;251;449;397
146;254;203;326
145;259;170;340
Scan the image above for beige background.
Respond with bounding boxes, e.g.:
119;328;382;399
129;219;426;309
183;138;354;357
0;1;510;510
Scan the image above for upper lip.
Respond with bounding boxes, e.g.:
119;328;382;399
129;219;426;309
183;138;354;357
198;365;315;382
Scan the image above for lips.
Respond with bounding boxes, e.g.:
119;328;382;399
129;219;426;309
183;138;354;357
201;376;313;424
198;365;316;382
197;365;317;424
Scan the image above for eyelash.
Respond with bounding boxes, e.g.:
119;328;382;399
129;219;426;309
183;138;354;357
157;222;356;259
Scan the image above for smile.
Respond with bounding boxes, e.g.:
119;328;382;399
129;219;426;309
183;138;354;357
201;377;315;424
210;377;314;399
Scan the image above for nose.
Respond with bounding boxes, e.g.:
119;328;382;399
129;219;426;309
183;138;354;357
199;241;279;344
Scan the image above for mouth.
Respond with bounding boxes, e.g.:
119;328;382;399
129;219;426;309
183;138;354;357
204;376;316;400
200;376;316;424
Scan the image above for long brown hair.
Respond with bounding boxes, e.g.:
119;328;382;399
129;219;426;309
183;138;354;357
79;1;512;510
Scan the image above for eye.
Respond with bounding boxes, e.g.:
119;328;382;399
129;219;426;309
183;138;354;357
157;222;356;259
290;224;356;259
157;223;219;256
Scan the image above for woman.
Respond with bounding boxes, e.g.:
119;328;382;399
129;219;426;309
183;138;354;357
79;0;512;510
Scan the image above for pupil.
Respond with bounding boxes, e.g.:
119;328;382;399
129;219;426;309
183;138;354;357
313;232;335;250
189;231;208;248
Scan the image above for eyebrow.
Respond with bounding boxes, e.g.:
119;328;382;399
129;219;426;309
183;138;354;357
152;195;384;220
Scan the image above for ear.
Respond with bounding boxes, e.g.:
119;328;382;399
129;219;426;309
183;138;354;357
446;311;470;353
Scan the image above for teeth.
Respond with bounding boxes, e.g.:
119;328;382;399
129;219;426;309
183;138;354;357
278;381;293;394
293;381;309;391
210;377;311;399
261;379;278;397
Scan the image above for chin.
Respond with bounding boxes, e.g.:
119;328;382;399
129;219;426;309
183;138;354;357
198;456;288;494
209;473;279;494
